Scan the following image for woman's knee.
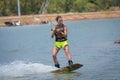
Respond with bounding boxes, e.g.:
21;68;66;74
64;46;69;52
52;53;56;58
52;47;59;58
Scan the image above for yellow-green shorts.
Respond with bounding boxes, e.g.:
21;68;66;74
54;40;68;49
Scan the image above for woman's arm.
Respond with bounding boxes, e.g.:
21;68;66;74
61;26;67;37
51;27;55;38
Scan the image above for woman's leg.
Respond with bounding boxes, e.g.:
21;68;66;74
52;46;60;68
64;45;72;60
64;45;73;65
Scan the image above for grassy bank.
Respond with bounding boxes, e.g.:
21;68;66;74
0;11;120;27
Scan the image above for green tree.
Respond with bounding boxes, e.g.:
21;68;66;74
0;0;119;16
85;3;97;12
47;0;66;13
72;0;89;12
64;0;74;12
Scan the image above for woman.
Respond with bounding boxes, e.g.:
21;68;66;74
51;16;73;68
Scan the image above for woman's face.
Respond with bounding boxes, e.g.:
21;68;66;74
57;17;63;25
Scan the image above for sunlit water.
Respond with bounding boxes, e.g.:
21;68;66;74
0;18;120;80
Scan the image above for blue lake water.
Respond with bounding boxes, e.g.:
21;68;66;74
0;18;120;80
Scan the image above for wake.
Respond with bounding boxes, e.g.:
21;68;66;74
0;61;57;77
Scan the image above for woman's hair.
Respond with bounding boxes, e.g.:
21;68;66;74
56;16;62;22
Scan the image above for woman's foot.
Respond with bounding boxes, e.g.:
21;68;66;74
68;60;73;66
55;63;60;68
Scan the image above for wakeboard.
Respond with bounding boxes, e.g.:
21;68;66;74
51;63;83;73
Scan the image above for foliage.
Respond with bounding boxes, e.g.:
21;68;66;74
0;0;119;16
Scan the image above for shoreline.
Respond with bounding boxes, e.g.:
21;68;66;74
0;11;120;27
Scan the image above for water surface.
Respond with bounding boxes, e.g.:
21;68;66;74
0;18;120;80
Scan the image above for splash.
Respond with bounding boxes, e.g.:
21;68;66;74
0;61;57;77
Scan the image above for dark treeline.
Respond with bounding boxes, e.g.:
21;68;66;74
0;0;120;16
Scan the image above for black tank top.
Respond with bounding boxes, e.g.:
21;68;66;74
54;24;67;42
